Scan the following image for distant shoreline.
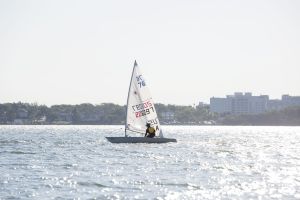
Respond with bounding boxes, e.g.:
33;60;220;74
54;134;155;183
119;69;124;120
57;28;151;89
1;124;300;127
1;102;300;126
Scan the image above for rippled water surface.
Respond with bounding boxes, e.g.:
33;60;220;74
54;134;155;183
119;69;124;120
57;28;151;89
0;125;300;199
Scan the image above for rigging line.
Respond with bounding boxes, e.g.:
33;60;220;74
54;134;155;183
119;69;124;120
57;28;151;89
125;128;144;134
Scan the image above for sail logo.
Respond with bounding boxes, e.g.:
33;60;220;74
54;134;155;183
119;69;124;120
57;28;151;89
136;75;146;88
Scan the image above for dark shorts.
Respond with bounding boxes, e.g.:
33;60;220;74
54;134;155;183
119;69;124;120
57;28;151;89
147;133;155;138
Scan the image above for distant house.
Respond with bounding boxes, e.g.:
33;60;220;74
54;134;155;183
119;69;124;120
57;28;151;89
12;108;29;124
32;116;47;125
160;111;175;124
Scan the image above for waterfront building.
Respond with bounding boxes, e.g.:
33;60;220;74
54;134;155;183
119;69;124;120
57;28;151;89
268;95;300;111
282;95;300;107
210;97;232;114
210;93;300;114
210;92;268;114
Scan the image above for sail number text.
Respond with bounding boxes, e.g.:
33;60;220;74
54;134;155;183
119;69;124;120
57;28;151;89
132;101;155;118
136;75;146;88
135;107;155;118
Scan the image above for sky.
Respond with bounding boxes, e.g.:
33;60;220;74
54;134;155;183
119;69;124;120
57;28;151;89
0;0;300;106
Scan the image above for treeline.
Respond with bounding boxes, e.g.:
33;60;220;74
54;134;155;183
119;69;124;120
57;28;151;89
155;103;217;124
0;102;215;125
0;102;299;125
220;106;300;126
0;103;125;125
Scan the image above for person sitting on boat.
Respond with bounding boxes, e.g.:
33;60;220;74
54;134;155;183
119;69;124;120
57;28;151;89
145;123;155;138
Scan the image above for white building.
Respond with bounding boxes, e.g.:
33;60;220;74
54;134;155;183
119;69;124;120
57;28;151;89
160;111;175;122
267;95;300;111
210;97;232;114
282;95;300;107
210;92;268;114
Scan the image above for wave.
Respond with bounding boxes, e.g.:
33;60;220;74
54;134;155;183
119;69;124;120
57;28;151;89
0;150;36;155
77;181;107;188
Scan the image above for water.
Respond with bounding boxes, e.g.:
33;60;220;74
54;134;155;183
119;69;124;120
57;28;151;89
0;125;300;199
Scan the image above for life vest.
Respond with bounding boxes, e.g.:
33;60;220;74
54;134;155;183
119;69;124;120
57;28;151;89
148;127;155;134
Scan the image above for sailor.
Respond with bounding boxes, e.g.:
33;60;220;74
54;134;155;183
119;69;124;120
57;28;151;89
145;123;155;138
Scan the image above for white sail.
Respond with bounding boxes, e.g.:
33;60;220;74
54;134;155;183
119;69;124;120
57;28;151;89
125;61;163;138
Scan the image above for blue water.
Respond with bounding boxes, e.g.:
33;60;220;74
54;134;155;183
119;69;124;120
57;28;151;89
0;125;300;199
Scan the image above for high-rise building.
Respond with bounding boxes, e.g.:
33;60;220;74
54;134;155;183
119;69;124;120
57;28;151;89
210;92;268;114
210;93;300;114
282;95;300;107
268;95;300;111
209;97;232;114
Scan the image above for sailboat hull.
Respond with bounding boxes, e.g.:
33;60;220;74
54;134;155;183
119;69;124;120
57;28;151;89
106;137;177;143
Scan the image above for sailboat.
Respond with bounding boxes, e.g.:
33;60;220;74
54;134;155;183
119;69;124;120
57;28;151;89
106;61;177;143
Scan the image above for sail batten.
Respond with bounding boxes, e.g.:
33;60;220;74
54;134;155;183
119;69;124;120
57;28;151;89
125;62;163;138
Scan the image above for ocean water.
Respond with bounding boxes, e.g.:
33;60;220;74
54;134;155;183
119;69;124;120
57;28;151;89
0;125;300;200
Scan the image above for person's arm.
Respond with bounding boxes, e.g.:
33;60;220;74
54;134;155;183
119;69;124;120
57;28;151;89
145;128;148;137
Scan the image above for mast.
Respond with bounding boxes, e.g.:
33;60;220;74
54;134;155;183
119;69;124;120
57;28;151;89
125;60;138;137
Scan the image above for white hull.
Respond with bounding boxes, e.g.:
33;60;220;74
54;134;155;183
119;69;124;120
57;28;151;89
106;137;177;143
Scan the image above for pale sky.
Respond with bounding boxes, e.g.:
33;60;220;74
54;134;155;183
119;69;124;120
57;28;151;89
0;0;299;106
